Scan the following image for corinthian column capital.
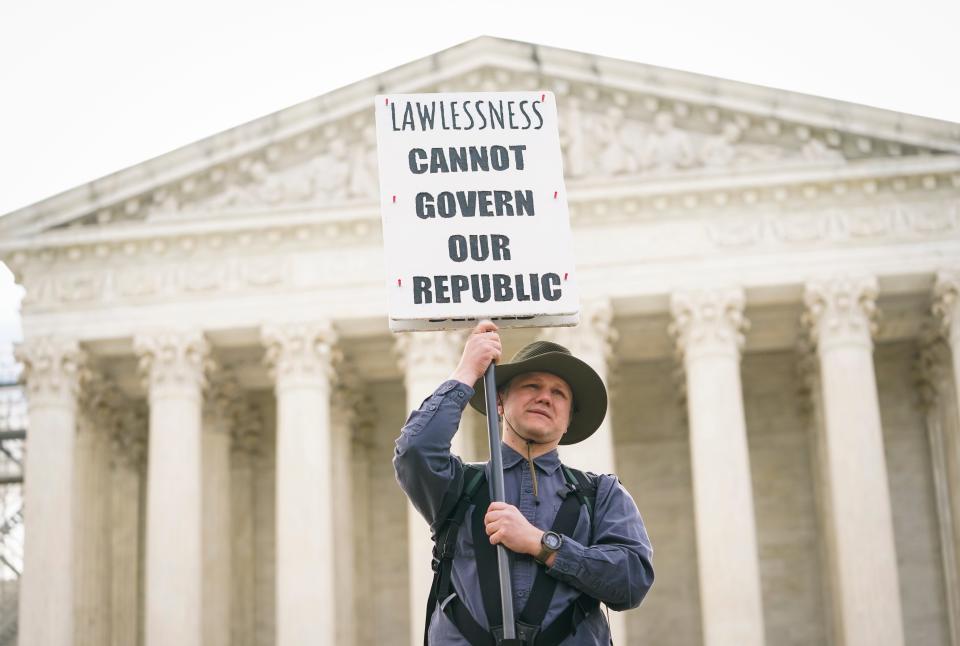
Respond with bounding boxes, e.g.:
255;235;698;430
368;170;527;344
16;336;88;407
134;330;212;398
262;321;339;387
933;269;960;347
542;300;618;363
669;287;748;362
803;276;879;351
393;330;465;382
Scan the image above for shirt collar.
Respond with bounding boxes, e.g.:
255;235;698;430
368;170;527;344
501;442;562;475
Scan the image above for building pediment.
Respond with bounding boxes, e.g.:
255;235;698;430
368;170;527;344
1;36;959;242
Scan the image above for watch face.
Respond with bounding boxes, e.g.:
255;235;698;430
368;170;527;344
544;532;562;550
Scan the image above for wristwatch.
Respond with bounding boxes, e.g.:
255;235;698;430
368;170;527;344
535;531;563;565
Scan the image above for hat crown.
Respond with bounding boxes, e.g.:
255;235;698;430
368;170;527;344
510;340;572;362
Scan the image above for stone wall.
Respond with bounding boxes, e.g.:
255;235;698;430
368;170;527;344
614;358;703;646
742;350;827;646
877;341;951;646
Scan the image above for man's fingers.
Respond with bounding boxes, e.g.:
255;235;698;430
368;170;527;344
474;320;498;334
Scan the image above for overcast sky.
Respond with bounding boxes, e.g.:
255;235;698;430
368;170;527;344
1;0;958;346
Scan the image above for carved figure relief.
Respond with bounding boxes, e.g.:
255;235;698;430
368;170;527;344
558;99;845;179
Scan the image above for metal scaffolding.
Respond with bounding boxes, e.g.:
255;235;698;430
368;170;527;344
0;350;24;645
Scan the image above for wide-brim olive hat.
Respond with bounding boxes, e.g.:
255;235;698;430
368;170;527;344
469;340;607;445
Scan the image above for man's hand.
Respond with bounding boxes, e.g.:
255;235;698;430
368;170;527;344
484;501;543;558
449;321;502;387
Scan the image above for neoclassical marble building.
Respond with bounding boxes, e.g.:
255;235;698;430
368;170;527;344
1;36;960;646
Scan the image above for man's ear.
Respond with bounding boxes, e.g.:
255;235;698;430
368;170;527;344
496;395;504;417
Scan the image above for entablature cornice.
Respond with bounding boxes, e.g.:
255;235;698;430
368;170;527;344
3;154;957;266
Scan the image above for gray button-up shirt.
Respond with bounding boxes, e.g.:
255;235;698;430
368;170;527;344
394;380;654;645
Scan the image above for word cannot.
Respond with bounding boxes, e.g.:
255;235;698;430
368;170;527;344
409;145;527;174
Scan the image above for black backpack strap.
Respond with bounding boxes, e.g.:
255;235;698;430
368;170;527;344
515;483;583;632
470;480;504;630
536;595;601;646
523;465;602;646
426;464;487;646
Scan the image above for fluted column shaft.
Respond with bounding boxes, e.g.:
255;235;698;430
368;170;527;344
263;322;338;646
230;403;261;646
936;271;960;429
933;270;960;645
671;288;765;646
542;302;626;643
136;331;210;646
804;277;904;646
331;370;364;646
396;331;465;646
541;301;617;474
110;405;148;646
203;375;237;646
16;337;86;646
75;379;118;646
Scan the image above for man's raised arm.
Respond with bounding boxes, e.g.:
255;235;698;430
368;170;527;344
393;322;501;527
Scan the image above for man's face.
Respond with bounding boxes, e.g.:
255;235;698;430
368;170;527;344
497;371;573;445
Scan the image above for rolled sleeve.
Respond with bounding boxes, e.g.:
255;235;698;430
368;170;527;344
394;380;475;527
546;474;654;610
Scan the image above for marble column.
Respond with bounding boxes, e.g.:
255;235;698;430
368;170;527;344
331;366;363;646
109;404;148;646
670;288;765;646
542;301;626;643
351;403;377;646
202;373;238;646
229;400;262;646
16;336;86;646
135;331;210;646
75;376;119;646
394;330;465;646
933;270;960;645
262;322;339;646
803;276;905;646
935;269;960;438
541;301;618;475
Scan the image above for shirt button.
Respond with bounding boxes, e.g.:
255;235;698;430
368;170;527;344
457;391;464;398
518;590;526;597
429;404;437;410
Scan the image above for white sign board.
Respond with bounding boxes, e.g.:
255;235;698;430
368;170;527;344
375;92;579;332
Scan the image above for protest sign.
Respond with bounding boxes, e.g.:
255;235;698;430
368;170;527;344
375;92;579;331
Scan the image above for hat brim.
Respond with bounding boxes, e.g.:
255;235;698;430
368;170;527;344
469;352;607;445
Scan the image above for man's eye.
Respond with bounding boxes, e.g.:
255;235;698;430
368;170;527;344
553;389;568;399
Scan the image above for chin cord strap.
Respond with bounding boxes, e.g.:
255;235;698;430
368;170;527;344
501;410;540;501
526;440;539;499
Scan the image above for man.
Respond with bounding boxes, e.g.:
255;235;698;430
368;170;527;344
395;321;654;645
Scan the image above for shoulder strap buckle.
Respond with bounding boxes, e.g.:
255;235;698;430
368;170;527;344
491;622;540;645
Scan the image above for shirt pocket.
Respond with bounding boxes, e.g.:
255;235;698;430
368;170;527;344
402;392;446;435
